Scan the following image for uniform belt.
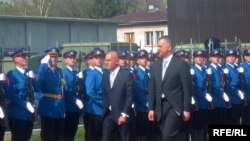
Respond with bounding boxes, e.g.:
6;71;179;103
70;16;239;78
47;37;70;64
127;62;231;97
44;93;63;99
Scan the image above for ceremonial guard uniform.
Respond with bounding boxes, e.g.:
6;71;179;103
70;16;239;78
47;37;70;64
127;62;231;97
241;48;250;125
174;49;190;141
190;50;211;141
84;48;105;141
118;50;128;68
36;47;65;141
224;49;242;124
126;51;137;72
133;50;150;141
208;49;227;124
63;50;84;141
5;49;35;141
0;66;6;141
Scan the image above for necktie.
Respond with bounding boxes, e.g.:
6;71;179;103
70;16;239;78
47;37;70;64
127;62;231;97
162;61;168;80
110;72;116;88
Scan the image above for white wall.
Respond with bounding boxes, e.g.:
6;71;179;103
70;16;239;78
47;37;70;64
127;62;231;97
117;24;168;52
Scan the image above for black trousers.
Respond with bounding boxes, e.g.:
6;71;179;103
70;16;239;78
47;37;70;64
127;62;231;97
83;112;102;141
135;112;150;141
64;112;80;141
102;112;133;141
9;118;33;141
159;100;182;141
242;103;250;125
191;109;209;141
225;104;241;125
0;119;6;141
209;107;226;125
40;116;64;141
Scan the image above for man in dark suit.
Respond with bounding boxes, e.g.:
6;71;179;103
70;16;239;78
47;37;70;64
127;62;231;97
102;51;135;141
148;36;192;141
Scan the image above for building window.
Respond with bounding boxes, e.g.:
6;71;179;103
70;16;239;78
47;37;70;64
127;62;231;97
124;32;135;43
156;31;164;41
145;32;153;46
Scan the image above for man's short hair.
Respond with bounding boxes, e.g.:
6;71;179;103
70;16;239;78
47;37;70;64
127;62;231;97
158;35;175;48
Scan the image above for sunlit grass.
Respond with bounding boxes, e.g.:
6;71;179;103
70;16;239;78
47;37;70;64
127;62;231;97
4;125;85;141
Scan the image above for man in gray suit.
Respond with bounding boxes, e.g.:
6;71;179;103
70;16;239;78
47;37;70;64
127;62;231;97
148;36;192;141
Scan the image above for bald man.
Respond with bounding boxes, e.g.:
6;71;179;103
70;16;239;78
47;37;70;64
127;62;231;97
102;51;135;141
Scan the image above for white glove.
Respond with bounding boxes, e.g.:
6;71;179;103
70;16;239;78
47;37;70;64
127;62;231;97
223;92;230;102
76;99;83;109
238;90;244;100
223;68;229;74
131;103;135;108
0;107;4;119
238;67;244;73
0;73;6;81
77;72;83;79
190;69;195;75
191;97;196;104
41;55;50;64
27;71;36;79
205;93;213;102
207;68;212;75
26;102;35;113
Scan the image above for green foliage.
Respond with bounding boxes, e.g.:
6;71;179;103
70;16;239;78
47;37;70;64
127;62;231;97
0;2;9;15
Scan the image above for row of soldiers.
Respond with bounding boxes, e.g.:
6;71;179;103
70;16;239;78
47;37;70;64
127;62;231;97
173;48;250;141
0;46;250;141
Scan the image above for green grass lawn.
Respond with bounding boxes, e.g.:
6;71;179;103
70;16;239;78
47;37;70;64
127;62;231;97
5;125;85;141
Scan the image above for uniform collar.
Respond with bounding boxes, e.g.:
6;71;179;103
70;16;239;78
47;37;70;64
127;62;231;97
16;66;25;74
66;65;73;71
139;65;146;72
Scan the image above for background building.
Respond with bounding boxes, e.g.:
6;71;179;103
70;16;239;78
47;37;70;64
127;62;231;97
0;15;117;53
110;5;167;52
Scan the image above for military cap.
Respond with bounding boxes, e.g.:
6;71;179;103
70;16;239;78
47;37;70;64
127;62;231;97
174;49;186;57
136;50;148;59
193;49;206;58
210;49;222;57
117;50;127;59
184;50;191;58
225;49;238;57
84;50;94;60
63;50;77;58
10;48;28;58
147;52;156;61
127;52;136;60
92;48;105;58
243;48;250;56
45;47;60;57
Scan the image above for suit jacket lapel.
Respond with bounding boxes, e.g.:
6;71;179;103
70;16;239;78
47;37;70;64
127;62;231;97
156;59;163;87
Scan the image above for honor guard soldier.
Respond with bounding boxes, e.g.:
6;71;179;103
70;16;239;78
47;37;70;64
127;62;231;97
208;49;228;124
36;47;65;141
224;49;244;124
82;49;95;140
84;48;105;141
146;52;156;69
0;70;6;141
190;50;212;141
5;48;36;141
174;49;191;64
133;50;151;141
126;51;137;72
241;48;250;124
173;49;190;141
117;50;128;68
63;50;84;141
